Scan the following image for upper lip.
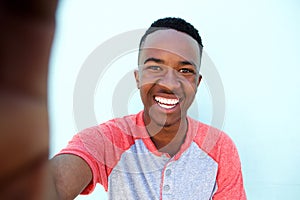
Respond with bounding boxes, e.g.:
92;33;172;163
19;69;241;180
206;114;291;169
151;86;183;105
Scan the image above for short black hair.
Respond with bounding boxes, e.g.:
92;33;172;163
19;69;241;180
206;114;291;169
139;17;203;49
138;17;203;65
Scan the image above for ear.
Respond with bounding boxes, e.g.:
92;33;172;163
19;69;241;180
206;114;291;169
197;74;202;87
134;69;140;89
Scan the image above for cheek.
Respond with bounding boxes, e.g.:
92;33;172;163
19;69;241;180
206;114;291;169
139;84;151;99
140;73;158;85
180;77;199;92
138;73;160;92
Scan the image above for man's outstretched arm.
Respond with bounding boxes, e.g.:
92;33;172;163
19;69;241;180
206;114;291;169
50;154;93;200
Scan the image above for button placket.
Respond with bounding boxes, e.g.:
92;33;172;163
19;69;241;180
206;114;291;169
163;184;170;191
165;169;172;176
162;165;173;196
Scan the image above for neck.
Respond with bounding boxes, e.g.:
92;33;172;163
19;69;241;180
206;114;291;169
145;117;188;157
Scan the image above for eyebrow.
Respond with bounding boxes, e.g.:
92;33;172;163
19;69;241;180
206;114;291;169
143;57;164;64
179;60;197;67
143;57;197;67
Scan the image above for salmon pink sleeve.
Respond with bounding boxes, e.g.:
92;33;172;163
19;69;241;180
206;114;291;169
58;127;112;194
210;133;247;200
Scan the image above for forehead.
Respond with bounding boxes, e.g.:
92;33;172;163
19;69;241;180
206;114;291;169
140;29;200;66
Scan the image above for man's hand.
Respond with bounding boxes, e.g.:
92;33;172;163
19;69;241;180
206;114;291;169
0;1;58;199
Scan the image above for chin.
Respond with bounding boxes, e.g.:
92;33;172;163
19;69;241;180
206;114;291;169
151;116;182;128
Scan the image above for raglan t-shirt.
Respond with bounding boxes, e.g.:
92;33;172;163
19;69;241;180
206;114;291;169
59;111;246;200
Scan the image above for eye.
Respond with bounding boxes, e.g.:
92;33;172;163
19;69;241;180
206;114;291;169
178;68;195;74
147;65;162;71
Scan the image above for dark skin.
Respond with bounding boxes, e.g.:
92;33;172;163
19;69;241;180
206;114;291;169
135;29;202;157
148;117;188;157
0;1;92;199
0;0;58;199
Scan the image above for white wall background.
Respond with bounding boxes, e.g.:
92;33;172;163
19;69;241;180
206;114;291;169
49;0;300;199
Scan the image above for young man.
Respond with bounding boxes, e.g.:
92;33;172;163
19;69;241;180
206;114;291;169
51;18;246;199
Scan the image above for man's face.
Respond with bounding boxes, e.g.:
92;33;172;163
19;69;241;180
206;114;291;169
135;29;202;128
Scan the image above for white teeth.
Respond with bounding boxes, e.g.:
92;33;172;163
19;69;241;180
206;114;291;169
154;96;179;109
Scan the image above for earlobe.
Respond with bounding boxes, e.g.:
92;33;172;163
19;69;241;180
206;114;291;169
134;70;140;89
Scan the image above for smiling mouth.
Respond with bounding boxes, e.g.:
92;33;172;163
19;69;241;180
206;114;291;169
154;96;180;109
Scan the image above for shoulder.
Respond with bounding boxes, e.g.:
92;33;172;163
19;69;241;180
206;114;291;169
103;112;142;131
188;117;238;162
75;112;144;149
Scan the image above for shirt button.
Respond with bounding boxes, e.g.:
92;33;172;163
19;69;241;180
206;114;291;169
164;185;170;191
165;169;172;176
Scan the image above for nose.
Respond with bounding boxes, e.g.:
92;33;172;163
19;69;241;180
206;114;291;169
158;68;181;92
